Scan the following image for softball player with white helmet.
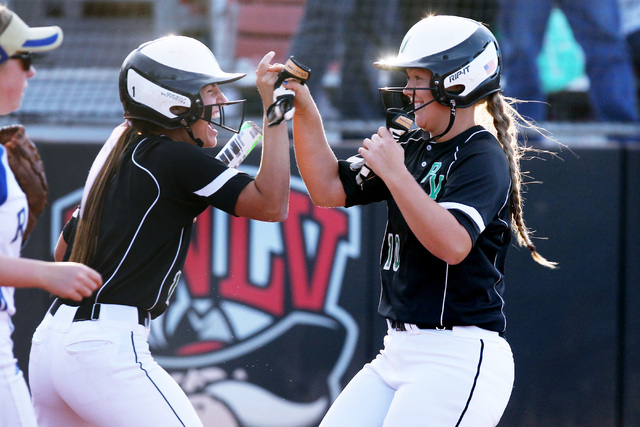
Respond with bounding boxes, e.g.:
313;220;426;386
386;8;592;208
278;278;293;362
287;15;555;426
28;36;290;426
0;6;102;426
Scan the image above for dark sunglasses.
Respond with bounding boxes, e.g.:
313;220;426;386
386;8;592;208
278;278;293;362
10;52;32;71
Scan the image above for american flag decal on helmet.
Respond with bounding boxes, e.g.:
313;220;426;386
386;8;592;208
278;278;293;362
484;59;497;75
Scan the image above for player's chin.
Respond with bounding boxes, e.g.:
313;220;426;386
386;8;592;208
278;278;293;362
415;116;430;132
203;138;217;148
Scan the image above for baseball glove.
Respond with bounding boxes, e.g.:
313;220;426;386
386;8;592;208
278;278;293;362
0;125;49;240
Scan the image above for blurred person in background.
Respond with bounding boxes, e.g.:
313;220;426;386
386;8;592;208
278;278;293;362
619;0;640;99
498;0;639;122
288;0;402;121
0;4;102;426
398;0;499;33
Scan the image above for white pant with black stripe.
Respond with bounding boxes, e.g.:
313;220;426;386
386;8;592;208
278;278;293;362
28;303;203;427
0;311;37;427
320;324;514;427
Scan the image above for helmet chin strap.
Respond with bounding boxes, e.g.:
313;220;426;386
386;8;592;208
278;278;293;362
429;100;456;142
408;94;457;142
180;119;205;148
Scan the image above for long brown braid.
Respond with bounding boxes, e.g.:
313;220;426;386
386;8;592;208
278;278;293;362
479;92;557;268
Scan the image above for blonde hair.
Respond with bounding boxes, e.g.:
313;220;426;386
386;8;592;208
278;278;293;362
476;92;557;269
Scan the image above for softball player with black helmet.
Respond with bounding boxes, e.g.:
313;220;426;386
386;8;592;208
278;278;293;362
28;36;291;426
288;15;555;427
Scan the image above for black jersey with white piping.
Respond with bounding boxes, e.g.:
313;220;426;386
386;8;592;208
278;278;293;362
61;134;253;319
338;126;512;333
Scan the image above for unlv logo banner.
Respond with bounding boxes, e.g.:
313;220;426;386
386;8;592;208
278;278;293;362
50;169;362;427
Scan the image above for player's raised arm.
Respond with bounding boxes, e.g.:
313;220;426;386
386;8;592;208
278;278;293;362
288;79;347;208
234;51;290;221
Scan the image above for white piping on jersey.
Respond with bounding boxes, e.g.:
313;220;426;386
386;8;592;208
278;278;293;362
95;138;161;306
465;129;491;143
494;183;511;332
195;168;239;197
439;202;486;232
497;182;511;230
445;147;458;178
444;129;491;179
440;264;449;326
492;227;508;333
149;227;184;311
492;242;507;333
437;129;504;330
438;129;492;233
493;277;507;333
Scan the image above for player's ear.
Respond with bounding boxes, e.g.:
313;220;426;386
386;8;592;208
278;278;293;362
170;106;188;115
446;85;465;95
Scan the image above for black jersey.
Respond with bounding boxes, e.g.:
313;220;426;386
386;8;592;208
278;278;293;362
338;126;512;333
64;134;253;319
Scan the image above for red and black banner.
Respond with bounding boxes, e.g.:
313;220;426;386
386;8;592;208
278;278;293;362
22;142;386;426
14;139;640;426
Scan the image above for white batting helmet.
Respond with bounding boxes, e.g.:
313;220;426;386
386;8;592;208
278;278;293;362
375;15;501;108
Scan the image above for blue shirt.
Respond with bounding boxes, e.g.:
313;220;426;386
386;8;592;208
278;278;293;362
0;144;29;315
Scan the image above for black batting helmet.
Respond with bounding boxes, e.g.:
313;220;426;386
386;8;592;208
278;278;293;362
119;35;246;131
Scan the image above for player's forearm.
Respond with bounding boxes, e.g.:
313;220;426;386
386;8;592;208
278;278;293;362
384;171;472;264
251;116;291;220
0;256;51;289
292;104;346;207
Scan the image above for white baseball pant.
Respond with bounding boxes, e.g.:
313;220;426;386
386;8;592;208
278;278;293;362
319;324;514;427
0;311;37;427
28;303;203;427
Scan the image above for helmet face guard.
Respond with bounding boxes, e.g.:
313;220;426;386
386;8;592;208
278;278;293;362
119;36;246;133
375;15;501;108
379;85;457;142
379;87;413;112
379;86;443;116
199;100;246;134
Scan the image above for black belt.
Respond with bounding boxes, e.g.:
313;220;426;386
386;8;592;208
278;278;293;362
389;319;452;331
49;299;148;326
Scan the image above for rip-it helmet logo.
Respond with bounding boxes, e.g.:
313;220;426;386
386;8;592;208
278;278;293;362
447;65;471;83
